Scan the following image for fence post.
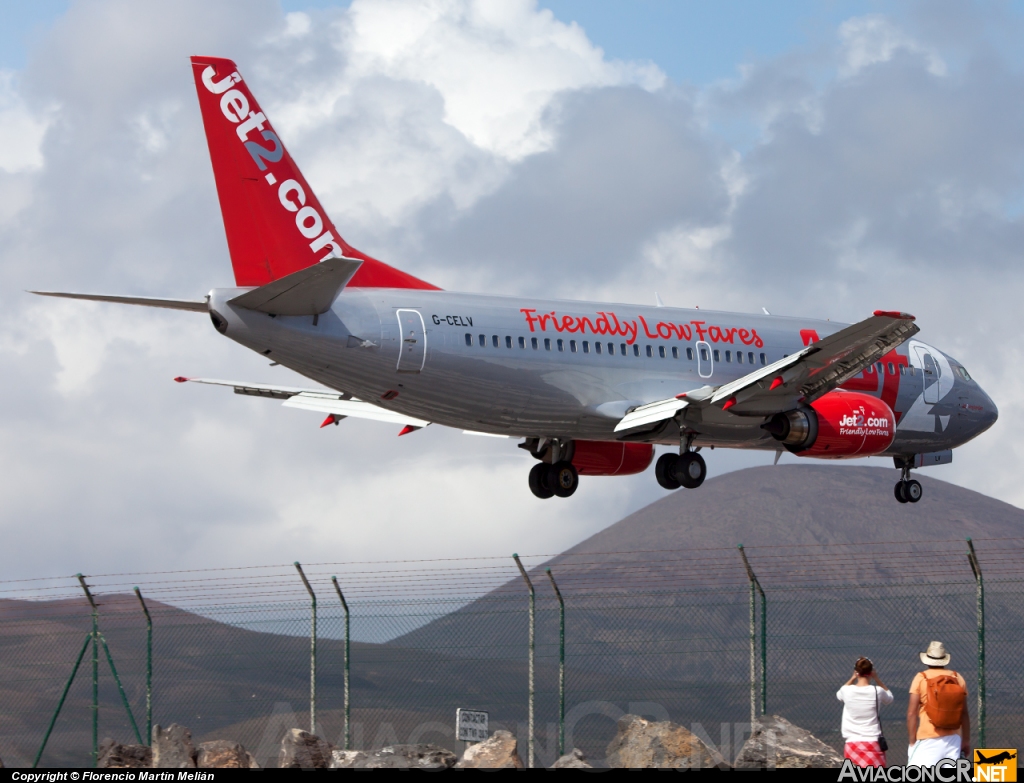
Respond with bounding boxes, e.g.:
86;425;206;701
331;576;351;751
77;574;100;767
98;634;143;744
546;568;565;758
513;554;535;768
759;576;766;716
966;538;985;748
294;562;317;735
134;587;152;744
737;546;766;722
33;632;91;767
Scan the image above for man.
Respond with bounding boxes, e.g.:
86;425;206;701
907;641;970;766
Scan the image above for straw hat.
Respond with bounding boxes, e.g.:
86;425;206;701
920;640;951;667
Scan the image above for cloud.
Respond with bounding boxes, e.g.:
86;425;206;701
838;14;946;78
0;71;49;174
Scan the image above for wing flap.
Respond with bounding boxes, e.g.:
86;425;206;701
614;398;689;433
228;256;363;316
283;394;430;427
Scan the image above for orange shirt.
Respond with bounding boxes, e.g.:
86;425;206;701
910;669;968;739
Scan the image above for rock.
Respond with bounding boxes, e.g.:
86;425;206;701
331;744;457;769
278;728;333;769
197;740;255;769
733;715;843;769
552;748;592;768
605;715;728;769
98;738;152;768
329;750;369;768
152;724;196;768
455;731;523;769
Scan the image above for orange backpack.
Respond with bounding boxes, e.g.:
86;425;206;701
923;671;967;729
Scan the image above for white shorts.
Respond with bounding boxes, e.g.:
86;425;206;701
908;735;961;766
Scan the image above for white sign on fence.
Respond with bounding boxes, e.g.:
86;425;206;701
456;708;489;742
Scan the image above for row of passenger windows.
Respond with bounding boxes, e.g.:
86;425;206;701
465;333;767;365
461;333;927;377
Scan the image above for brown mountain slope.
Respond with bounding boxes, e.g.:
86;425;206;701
564;464;1023;554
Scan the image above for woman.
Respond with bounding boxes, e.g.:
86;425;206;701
836;656;894;767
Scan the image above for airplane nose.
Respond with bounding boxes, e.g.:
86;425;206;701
976;386;998;433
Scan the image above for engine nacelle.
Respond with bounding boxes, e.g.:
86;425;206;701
572;441;654;476
764;391;896;459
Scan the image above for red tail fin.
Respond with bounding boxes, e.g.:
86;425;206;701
190;56;439;290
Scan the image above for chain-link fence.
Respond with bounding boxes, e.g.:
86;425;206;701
2;538;1021;768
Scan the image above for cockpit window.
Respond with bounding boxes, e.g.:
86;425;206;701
957;366;972;381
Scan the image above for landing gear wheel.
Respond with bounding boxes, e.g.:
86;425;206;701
655;453;681;490
894;481;908;503
673;451;707;489
551;461;579;498
905;479;923;503
528;463;554;499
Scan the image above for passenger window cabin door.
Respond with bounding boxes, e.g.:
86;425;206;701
396;309;426;373
696;340;713;378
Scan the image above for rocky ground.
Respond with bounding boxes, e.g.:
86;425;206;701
97;713;843;769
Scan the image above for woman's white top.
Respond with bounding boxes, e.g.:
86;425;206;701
836;684;894;742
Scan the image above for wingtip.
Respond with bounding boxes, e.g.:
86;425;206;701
173;376;190;383
873;309;915;320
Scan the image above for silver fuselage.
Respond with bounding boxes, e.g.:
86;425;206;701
209;288;997;456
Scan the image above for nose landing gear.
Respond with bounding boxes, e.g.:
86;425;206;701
894;459;923;504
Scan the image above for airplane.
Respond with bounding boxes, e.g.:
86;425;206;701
32;56;998;504
975;751;1016;765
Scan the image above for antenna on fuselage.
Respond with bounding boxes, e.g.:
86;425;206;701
655;293;665;307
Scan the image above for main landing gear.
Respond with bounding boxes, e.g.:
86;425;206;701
894;460;922;504
523;438;579;499
655;437;707;491
528;462;579;499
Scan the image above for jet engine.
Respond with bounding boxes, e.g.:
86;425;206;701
763;390;896;458
572;441;655;475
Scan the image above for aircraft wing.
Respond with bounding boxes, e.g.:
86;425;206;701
615;310;919;432
175;377;431;430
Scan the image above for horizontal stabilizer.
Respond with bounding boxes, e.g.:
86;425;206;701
176;376;430;428
30;292;208;312
227;256;363;316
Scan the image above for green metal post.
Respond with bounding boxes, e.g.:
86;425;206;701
758;581;766;715
513;554;535;768
967;538;985;747
546;568;565;758
134;587;152;744
331;576;351;751
295;562;317;735
738;546;766;721
99;634;142;744
77;574;99;767
33;632;91;767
